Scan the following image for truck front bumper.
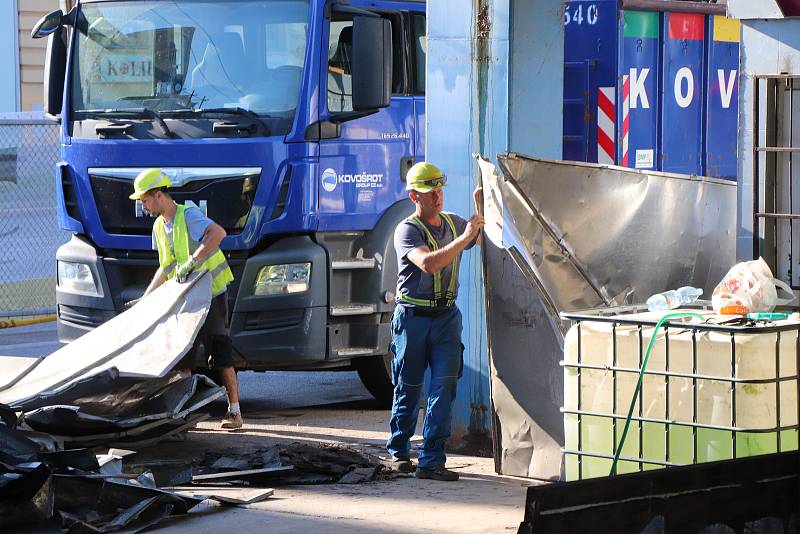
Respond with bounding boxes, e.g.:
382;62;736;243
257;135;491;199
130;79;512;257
228;235;329;369
55;234;330;370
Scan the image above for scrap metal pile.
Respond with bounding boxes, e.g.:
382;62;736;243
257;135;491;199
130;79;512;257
1;406;394;531
0;272;397;531
1;410;207;531
0;273;223;449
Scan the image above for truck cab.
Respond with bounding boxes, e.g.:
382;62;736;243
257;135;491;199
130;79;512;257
36;0;427;404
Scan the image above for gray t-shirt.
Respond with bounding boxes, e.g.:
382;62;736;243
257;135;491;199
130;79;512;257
394;212;474;307
151;205;212;253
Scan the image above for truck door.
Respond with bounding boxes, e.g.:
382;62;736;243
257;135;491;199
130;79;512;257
317;10;413;230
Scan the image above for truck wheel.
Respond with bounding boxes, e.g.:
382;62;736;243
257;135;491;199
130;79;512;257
355;353;394;408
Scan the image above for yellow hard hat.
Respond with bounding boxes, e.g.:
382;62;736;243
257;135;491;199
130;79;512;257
129;168;171;200
406;162;447;193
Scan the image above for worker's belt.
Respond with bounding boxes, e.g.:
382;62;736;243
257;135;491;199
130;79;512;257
409;305;453;317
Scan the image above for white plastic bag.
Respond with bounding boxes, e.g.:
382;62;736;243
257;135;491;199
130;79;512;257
712;257;795;314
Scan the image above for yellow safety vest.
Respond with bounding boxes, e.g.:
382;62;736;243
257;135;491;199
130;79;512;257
154;204;234;296
397;212;460;308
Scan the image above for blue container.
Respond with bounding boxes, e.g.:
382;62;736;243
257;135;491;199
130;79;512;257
661;12;705;175
563;0;617;164
563;1;740;180
619;10;660;171
705;15;740;179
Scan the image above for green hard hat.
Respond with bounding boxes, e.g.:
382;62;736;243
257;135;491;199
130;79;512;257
406;162;447;193
129;168;171;200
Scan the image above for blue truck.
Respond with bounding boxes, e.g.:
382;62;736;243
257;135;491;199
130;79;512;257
33;0;426;405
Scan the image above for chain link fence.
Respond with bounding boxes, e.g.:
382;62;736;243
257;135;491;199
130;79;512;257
0;114;68;319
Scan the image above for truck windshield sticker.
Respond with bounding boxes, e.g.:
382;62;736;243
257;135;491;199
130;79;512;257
97;53;153;84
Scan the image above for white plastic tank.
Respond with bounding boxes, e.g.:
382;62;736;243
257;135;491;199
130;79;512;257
563;309;800;481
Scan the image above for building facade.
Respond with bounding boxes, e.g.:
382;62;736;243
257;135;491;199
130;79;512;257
0;0;71;113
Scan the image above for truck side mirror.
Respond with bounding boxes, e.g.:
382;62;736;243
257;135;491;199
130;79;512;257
31;9;64;39
44;27;68;118
351;16;392;111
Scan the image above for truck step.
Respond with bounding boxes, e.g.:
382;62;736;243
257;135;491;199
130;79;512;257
330;304;376;316
331;258;376;270
335;347;379;357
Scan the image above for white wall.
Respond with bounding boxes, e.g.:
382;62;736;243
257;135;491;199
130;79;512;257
737;19;800;269
728;0;785;20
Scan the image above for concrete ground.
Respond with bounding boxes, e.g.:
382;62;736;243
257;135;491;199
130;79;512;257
155;407;530;533
1;323;534;533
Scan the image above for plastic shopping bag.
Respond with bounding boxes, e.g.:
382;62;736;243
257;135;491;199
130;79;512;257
712;257;795;314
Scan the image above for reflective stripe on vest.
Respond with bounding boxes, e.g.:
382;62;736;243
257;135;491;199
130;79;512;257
154;204;234;296
397;212;460;308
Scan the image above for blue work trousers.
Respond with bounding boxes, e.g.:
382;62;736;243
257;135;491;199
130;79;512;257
386;305;464;468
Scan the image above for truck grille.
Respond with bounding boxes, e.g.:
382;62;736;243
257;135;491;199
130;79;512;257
88;168;261;236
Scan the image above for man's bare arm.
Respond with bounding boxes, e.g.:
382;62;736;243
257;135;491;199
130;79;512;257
406;215;484;274
144;266;168;296
192;222;227;263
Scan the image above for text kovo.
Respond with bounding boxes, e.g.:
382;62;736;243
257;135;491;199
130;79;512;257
337;172;384;188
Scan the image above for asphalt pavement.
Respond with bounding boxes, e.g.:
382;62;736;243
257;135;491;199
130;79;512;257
0;322;530;533
0;321;376;411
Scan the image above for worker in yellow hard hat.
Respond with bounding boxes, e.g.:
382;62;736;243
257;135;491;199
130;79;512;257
386;161;484;481
131;168;243;430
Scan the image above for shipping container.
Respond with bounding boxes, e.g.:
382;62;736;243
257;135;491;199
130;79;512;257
563;0;740;180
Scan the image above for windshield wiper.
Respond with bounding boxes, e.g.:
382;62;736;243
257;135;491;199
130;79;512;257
163;107;270;135
79;107;174;139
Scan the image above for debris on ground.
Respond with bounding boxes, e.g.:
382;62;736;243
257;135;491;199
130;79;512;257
0;274;222;450
1;394;404;532
194;442;399;486
0;275;404;530
0;403;206;532
17;370;224;448
170;487;275;505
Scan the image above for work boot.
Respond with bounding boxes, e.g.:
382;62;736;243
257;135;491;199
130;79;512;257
220;411;243;430
415;465;459;482
391;456;416;473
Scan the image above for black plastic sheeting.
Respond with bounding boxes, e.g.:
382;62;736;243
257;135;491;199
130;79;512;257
0;460;54;528
517;451;800;534
0;401;206;532
55;476;202;533
196;443;394;486
18;371;223;445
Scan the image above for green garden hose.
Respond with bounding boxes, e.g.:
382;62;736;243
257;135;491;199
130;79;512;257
609;312;703;476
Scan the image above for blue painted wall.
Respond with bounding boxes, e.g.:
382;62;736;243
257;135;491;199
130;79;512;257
736;19;800;268
427;0;564;452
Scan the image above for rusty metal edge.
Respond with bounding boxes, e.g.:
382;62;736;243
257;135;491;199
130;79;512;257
621;0;728;15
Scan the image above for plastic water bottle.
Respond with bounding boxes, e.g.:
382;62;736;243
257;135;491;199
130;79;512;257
646;286;703;312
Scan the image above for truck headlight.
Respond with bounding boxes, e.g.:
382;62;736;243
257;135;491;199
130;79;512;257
57;261;98;294
254;263;311;295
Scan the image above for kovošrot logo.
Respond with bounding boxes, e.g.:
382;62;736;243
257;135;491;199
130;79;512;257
321;168;384;192
322;168;338;192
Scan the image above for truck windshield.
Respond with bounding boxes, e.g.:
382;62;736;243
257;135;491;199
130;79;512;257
71;0;309;132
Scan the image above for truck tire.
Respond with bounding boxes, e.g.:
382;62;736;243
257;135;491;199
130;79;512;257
355;353;394;408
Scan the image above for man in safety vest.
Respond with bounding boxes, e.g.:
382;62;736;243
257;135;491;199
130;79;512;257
387;162;484;481
130;168;243;430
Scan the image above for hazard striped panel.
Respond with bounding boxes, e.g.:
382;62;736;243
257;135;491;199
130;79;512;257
597;87;615;164
621;75;630;167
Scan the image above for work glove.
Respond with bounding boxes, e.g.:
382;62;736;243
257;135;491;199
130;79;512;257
175;257;197;284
